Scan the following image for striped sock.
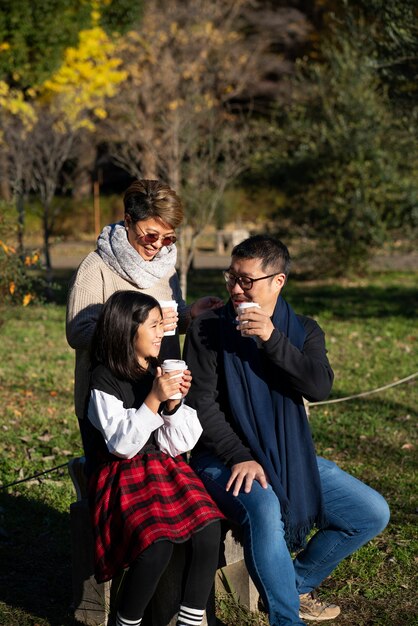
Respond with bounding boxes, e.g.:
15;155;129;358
177;605;205;626
115;613;142;626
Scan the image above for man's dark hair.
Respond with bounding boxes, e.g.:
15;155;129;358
92;291;161;381
231;235;291;276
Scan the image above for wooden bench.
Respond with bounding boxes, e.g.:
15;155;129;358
68;457;258;626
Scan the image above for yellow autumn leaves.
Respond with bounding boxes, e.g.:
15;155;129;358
0;239;40;306
0;2;248;142
8;281;33;306
0;19;127;134
40;27;127;131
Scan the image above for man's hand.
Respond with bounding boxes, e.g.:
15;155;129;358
226;461;268;496
237;307;274;342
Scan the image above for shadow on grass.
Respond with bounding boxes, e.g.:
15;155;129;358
310;393;417;512
0;491;75;626
285;282;418;320
50;267;418;320
187;269;418;320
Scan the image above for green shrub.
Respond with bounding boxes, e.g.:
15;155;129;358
251;17;418;276
0;202;45;309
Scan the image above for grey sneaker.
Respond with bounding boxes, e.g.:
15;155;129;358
299;592;341;621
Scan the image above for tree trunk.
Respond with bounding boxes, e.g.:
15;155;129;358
177;226;198;302
141;145;158;179
16;192;25;258
0;152;11;201
42;206;54;301
72;134;97;200
177;228;188;300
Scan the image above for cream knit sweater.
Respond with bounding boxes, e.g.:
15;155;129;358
66;251;189;419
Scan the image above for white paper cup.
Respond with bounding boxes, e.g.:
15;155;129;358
161;359;187;399
158;300;178;336
237;302;260;336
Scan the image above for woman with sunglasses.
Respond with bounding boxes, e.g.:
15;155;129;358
66;179;223;426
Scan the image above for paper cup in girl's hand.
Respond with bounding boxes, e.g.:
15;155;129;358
237;302;260;336
162;359;187;399
159;300;178;336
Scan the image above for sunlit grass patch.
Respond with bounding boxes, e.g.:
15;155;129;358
0;269;416;626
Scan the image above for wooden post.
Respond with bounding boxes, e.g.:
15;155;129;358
93;180;101;239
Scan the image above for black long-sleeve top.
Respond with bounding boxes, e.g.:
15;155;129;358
183;304;334;468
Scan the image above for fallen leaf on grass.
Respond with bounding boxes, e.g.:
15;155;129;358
41;455;56;462
37;433;53;442
395;414;411;422
26;447;36;460
401;443;414;450
52;447;73;456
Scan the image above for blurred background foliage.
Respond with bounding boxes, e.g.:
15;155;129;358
0;0;143;89
250;9;417;274
0;0;416;287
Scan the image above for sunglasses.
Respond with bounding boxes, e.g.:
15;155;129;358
132;224;177;247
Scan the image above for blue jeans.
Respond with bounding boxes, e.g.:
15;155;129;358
191;454;390;626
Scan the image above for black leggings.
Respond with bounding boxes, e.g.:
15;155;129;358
117;521;221;621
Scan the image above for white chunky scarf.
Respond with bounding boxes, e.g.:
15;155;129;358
97;221;177;289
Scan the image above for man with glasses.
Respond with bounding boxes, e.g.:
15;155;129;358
183;235;389;625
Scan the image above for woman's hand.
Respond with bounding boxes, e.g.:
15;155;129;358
160;304;179;334
190;296;224;319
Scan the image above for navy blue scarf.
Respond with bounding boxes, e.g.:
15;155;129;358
221;297;325;550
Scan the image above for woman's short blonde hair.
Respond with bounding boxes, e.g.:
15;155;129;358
123;180;184;229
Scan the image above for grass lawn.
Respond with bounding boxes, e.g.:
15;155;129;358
0;268;416;626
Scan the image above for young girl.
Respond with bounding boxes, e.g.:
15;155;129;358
80;290;223;626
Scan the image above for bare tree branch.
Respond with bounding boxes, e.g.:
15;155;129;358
103;0;267;296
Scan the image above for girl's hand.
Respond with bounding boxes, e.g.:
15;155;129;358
153;366;182;401
179;368;192;397
145;368;192;413
164;369;192;412
145;366;179;412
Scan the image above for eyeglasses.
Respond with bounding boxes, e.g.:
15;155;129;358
223;270;278;291
132;224;177;247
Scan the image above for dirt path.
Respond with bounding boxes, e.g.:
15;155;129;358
48;241;232;270
47;240;418;272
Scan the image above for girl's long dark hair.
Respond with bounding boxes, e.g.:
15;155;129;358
92;291;162;380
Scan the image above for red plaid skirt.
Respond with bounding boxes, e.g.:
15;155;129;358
88;451;224;583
